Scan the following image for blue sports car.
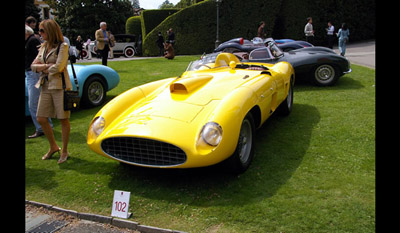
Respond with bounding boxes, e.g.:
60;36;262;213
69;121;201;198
25;64;120;116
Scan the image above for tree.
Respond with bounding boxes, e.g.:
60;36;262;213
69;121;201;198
131;0;140;9
49;0;133;42
159;0;174;9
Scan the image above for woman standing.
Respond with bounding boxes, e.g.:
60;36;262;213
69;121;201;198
31;19;71;164
337;23;350;56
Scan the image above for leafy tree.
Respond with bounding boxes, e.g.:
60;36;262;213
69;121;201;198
49;0;133;43
159;0;174;9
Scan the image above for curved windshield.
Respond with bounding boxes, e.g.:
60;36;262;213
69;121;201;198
269;43;283;58
185;53;219;71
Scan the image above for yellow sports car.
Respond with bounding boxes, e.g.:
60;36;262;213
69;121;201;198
87;52;294;173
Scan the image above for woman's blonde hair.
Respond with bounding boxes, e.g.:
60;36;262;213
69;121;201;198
40;19;64;48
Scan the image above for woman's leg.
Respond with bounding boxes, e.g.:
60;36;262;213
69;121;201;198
58;118;70;163
37;116;60;158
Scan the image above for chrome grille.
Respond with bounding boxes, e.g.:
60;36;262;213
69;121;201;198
101;137;187;166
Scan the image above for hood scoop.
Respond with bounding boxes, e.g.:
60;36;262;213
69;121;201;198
170;75;213;94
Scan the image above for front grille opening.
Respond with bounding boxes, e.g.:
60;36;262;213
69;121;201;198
101;137;187;166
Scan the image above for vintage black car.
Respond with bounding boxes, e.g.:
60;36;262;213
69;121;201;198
214;37;314;53
216;38;351;86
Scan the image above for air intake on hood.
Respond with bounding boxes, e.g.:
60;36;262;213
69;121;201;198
170;75;213;94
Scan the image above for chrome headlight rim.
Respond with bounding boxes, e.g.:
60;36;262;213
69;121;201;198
201;122;223;146
91;116;106;137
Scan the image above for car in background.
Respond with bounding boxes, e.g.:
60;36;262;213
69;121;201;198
25;64;120;116
112;34;137;58
215;37;313;53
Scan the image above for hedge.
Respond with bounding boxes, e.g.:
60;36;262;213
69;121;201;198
142;0;283;56
140;9;180;39
125;16;142;36
141;0;375;56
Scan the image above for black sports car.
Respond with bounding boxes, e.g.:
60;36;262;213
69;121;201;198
215;38;351;86
214;37;313;53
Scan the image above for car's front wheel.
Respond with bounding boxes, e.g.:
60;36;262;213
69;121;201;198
81;75;106;107
225;112;255;174
312;64;339;86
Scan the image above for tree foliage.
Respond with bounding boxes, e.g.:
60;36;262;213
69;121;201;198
49;0;133;42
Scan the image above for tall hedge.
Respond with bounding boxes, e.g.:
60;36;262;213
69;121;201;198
140;9;179;39
141;0;375;56
143;0;283;56
125;16;141;36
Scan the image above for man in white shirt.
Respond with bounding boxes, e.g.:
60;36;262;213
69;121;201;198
326;21;335;49
304;17;314;45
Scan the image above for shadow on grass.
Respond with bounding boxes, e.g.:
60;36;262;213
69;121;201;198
105;103;320;207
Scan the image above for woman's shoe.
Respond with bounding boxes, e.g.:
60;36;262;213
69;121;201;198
58;152;69;164
42;148;61;160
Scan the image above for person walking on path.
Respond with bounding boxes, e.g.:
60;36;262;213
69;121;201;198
156;32;164;56
25;24;53;139
31;19;72;164
304;17;314;45
95;22;111;66
337;23;350;56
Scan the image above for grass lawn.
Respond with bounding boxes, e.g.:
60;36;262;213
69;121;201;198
25;56;375;232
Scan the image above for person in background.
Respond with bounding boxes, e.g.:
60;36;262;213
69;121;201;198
156;32;164;56
31;19;72;164
25;16;41;41
337;23;350;56
304;17;314;45
95;22;111;66
86;37;92;60
167;28;175;45
257;21;266;39
164;40;175;60
25;24;53;139
326;21;335;49
108;31;115;59
75;35;84;60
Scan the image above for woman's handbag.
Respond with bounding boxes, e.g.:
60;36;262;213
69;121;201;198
57;43;80;111
61;60;80;111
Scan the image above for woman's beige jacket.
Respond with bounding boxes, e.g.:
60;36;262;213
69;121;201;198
31;42;72;90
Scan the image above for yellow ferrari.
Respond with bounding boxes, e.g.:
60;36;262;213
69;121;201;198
87;52;295;173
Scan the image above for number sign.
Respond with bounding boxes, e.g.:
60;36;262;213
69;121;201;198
111;190;131;218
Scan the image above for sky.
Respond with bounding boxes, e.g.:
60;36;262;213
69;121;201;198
139;0;181;9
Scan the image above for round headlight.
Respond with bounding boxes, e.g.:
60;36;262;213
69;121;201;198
92;116;105;136
201;122;223;146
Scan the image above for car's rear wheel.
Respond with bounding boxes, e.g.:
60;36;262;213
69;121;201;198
225;112;255;174
81;75;106;107
312;64;339;86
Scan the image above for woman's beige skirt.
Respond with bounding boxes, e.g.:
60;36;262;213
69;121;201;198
37;81;70;119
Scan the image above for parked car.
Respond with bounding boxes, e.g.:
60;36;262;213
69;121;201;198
87;52;295;173
112;34;137;58
215;37;313;53
25;64;120;116
216;38;351;86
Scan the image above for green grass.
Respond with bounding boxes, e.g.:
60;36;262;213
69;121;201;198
26;57;375;232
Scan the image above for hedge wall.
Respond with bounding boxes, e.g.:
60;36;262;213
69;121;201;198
140;9;180;39
143;0;283;56
141;0;375;56
125;16;141;36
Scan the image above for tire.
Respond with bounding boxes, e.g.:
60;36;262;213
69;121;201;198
225;112;256;174
124;47;135;58
312;64;339;86
81;75;107;107
277;76;294;116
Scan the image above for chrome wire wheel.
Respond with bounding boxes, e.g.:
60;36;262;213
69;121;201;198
314;64;335;84
238;118;253;164
87;81;104;105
